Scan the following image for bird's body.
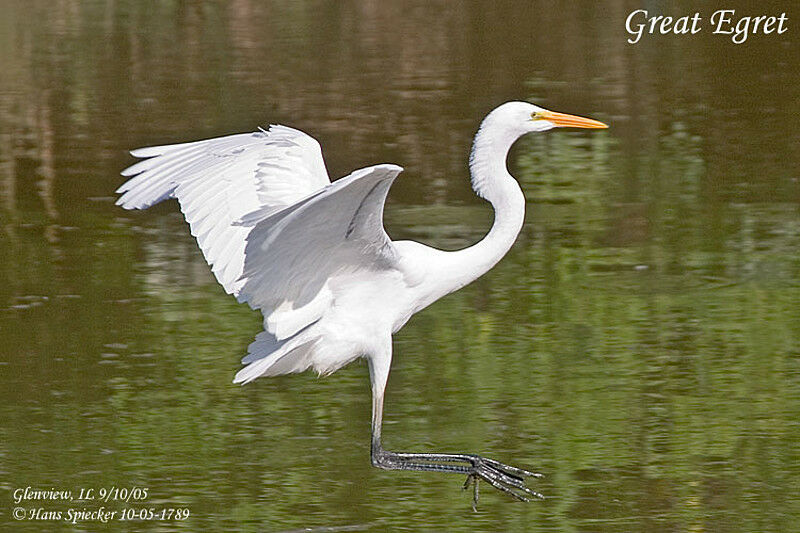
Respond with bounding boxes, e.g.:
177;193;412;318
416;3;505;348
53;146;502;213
117;102;607;504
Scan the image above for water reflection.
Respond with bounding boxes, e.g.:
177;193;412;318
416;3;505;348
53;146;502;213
1;1;798;532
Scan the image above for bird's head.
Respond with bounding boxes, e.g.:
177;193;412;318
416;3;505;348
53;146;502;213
469;101;608;200
487;101;608;137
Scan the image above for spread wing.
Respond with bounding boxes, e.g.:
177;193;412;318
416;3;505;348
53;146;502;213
117;125;331;295
117;125;403;343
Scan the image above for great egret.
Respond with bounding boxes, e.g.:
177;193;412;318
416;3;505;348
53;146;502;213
117;101;607;504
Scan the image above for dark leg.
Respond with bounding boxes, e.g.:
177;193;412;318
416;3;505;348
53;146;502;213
368;369;543;506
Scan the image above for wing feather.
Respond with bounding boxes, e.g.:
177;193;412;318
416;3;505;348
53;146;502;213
117;125;332;295
236;164;402;338
118;125;403;364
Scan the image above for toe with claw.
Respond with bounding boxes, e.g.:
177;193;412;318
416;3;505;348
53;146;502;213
462;455;544;507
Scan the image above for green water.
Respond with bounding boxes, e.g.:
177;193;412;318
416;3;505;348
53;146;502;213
1;1;799;531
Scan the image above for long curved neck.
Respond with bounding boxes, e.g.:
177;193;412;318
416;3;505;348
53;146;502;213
439;122;526;294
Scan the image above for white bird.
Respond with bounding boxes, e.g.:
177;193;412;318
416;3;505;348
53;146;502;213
117;101;607;503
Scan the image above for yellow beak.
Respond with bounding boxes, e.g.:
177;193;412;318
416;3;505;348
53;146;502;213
540;110;608;129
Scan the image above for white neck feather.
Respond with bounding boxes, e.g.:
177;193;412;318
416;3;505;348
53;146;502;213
437;116;527;294
469;116;520;202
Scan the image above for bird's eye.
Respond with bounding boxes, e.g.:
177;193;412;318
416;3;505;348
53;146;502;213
530;112;543;120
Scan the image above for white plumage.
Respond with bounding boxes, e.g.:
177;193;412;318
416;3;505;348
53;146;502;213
118;125;404;378
118;126;331;296
117;102;607;502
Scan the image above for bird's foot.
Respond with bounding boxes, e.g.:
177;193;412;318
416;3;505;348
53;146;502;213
461;455;544;508
371;447;543;507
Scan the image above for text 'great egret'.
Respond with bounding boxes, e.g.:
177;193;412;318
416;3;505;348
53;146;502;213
117;102;608;505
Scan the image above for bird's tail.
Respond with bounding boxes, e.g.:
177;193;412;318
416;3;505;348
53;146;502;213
233;330;318;384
